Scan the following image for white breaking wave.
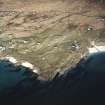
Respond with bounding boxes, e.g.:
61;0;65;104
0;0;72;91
2;56;39;73
5;57;17;63
88;41;105;54
21;62;39;73
21;62;34;69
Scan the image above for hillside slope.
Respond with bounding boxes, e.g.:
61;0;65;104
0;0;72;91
0;0;105;78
